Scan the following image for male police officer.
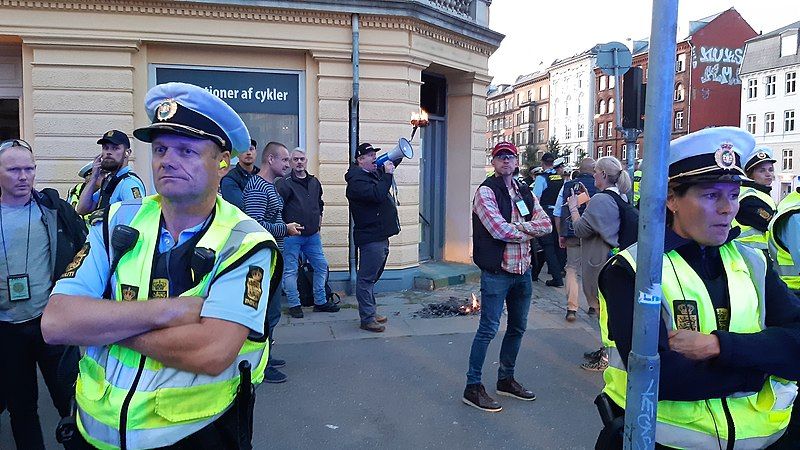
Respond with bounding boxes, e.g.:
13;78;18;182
533;153;566;286
75;130;146;216
42;82;280;450
769;186;800;296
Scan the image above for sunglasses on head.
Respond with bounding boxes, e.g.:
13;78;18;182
0;139;33;152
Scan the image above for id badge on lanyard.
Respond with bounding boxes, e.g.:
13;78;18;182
8;273;31;302
514;196;530;216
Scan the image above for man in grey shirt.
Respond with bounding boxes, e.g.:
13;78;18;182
0;139;85;449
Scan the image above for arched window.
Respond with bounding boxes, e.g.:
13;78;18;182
674;83;685;102
608;98;615;113
565;96;571;116
598;99;606;115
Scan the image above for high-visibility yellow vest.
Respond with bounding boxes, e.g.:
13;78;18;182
600;241;796;449
75;195;277;450
67;182;84;209
768;191;800;291
733;186;776;251
632;170;642;205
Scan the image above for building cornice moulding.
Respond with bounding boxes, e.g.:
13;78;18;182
2;0;497;56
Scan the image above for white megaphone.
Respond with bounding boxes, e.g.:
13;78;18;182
376;137;414;168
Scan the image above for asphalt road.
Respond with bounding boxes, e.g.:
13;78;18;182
2;328;604;449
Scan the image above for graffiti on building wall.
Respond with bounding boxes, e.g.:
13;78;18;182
692;45;745;86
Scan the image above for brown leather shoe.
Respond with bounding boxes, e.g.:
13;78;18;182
496;377;536;401
462;383;502;412
360;321;385;332
375;315;388;324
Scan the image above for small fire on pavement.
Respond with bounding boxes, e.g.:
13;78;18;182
414;293;481;318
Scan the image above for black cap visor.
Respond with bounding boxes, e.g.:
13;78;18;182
134;123;228;152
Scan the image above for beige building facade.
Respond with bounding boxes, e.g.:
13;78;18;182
0;0;501;290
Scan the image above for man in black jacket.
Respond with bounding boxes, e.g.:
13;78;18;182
276;147;339;318
220;139;260;211
345;143;399;332
0;139;85;449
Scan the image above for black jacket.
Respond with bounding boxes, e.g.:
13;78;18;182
472;175;537;273
220;163;260;212
345;165;400;246
600;227;800;402
735;181;775;233
34;189;88;280
275;171;324;236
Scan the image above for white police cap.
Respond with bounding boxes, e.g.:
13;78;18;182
743;145;777;173
134;82;251;156
668;126;752;184
78;161;93;178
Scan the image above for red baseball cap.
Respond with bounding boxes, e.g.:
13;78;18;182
492;142;518;157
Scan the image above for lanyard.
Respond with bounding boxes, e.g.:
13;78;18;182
0;200;32;276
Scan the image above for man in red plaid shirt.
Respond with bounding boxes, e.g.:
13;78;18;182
463;142;552;412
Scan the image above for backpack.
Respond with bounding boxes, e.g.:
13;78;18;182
597;190;639;250
38;188;88;278
297;260;340;307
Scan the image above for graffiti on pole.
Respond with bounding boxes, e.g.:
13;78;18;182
692;45;745;86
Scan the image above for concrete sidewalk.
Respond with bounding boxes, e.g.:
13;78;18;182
275;277;601;345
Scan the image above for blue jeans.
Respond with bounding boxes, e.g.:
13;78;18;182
466;269;532;385
282;233;329;307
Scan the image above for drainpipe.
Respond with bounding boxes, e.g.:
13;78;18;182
348;14;360;294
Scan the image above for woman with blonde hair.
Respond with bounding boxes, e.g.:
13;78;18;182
566;155;632;371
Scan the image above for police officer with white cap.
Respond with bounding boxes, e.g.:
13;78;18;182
732;146;777;251
594;127;800;449
67;161;95;210
42;82;281;449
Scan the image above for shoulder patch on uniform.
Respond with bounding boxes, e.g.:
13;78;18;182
131;187;142;199
61;242;90;278
243;266;264;310
673;300;699;331
757;208;772;221
150;278;169;298
121;284;139;301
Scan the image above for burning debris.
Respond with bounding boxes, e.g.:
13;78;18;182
414;293;481;318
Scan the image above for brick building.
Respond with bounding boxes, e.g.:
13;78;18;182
511;71;549;167
593;8;757;162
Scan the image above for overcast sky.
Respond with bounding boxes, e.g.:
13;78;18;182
488;0;798;84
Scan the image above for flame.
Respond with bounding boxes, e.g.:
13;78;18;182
410;109;430;127
471;292;480;310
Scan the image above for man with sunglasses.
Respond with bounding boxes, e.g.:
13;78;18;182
464;142;552;412
0;139;86;449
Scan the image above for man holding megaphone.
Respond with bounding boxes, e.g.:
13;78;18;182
345;142;401;332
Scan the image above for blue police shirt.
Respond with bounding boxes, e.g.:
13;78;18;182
532;169;555;199
51;218;272;336
92;166;147;205
778;213;800;264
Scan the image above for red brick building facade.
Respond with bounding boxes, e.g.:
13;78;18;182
593;8;757;162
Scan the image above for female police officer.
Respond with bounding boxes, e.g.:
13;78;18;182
594;127;800;449
732;146;777;251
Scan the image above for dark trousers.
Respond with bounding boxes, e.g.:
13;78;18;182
537;226;565;282
356;239;390;325
68;396;252;450
0;316;78;450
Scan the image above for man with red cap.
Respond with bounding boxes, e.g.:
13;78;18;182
464;141;552;412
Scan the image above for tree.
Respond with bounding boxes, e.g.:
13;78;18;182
546;137;561;154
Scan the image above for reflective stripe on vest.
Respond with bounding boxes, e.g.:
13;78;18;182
768;191;800;290
601;241;795;448
75;195;277;450
733;187;776;250
632;170;642;204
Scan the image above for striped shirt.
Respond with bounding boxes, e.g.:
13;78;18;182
473;182;552;274
243;175;286;250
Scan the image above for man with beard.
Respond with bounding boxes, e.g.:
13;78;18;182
75;130;146;215
244;141;303;383
220;139;260;211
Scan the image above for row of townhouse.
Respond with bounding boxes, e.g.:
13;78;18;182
486;7;759;171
